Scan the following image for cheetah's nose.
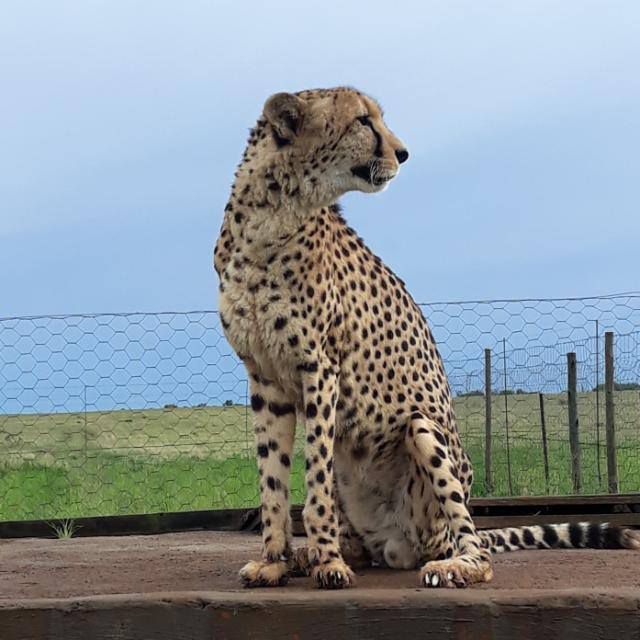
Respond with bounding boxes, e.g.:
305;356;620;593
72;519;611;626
395;149;409;164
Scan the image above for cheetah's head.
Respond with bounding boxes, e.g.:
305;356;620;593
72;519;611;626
262;87;408;203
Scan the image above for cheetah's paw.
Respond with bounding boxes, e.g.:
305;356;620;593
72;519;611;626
289;546;312;577
312;559;356;589
419;558;493;589
239;559;289;588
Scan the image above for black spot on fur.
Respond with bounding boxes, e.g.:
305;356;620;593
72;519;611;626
269;402;295;417
434;430;446;446
352;445;368;460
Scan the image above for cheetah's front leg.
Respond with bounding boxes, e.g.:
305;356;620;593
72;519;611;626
300;362;355;589
239;370;297;588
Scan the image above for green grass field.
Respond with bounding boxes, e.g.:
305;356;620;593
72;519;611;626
1;391;639;521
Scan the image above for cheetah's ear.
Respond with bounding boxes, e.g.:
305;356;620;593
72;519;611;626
263;92;306;145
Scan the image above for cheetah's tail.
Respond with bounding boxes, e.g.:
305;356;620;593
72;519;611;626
479;522;640;554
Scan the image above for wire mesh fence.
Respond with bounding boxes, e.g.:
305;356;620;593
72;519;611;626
1;293;639;522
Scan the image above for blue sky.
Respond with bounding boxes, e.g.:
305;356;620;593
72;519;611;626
2;0;640;317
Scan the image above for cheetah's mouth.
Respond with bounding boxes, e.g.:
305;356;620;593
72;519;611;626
351;162;394;186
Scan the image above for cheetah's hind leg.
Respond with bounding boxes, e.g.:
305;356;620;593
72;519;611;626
406;413;493;588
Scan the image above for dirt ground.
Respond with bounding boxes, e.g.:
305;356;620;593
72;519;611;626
2;531;640;639
1;530;640;599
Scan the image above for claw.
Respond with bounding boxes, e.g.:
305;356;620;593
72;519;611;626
312;560;355;589
419;557;491;589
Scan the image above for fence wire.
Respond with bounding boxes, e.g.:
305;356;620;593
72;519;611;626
1;294;639;522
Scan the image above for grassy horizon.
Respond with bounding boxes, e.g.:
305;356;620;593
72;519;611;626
1;390;639;521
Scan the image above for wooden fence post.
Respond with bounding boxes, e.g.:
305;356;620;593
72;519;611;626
502;338;513;495
538;393;549;493
594;319;602;487
605;332;619;493
567;352;581;494
484;348;492;494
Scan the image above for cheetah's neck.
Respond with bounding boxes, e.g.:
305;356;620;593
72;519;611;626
222;124;341;263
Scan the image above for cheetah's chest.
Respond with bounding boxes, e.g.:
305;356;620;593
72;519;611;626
218;259;303;396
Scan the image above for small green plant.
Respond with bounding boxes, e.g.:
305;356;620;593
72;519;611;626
48;518;81;539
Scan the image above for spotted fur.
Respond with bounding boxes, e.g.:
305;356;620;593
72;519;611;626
214;87;640;589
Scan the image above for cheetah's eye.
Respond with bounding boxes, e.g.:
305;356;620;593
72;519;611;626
356;115;370;125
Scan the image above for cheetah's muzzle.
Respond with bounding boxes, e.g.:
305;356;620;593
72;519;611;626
350;161;394;186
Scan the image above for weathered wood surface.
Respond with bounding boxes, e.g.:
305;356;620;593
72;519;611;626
1;590;639;640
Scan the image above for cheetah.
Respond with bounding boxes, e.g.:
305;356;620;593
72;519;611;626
213;87;640;589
